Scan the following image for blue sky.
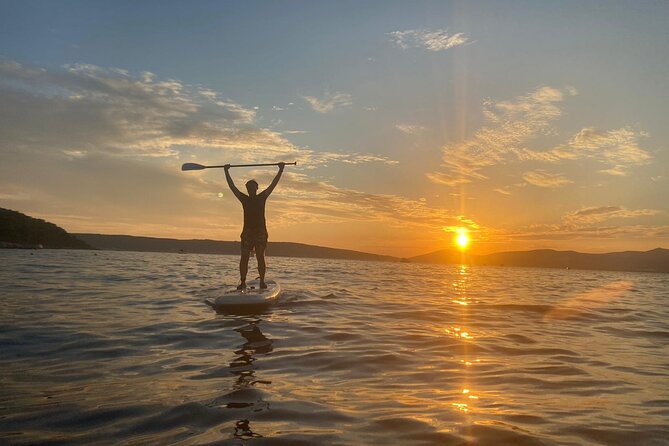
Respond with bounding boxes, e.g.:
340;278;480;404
1;1;667;255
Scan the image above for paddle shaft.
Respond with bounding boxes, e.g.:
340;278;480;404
181;162;297;171
211;162;296;169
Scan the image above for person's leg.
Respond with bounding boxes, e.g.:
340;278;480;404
256;244;266;288
238;244;251;289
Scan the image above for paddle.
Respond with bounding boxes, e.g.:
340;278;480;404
181;162;297;171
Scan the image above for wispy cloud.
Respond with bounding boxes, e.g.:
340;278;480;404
491;205;665;245
388;29;471;51
564;127;650;175
494;223;669;244
522;170;573;188
427;86;573;185
564;206;660;225
395;123;425;135
267;172;466;230
302;91;353;113
493;188;512;196
0;59;294;158
427;86;651;187
516;126;651;175
425;172;472;187
312;152;398;166
0;59;394;171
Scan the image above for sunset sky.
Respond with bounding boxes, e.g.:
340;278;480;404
1;1;667;257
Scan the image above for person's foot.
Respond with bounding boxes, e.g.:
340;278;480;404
259;281;267;289
237;281;246;290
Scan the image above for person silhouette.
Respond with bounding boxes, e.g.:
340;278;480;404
224;162;284;289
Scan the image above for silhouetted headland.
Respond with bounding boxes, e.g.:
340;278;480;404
0;208;90;249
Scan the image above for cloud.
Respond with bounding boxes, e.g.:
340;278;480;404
516;127;651;175
490;205;665;244
302;91;353;113
0;183;33;201
0;59;296;158
395;123;425;135
427;86;651;187
522;170;573;188
308;152;398;166
268;172;465;230
427;86;573;185
492;222;669;244
388;29;471;51
564;127;650;175
0;59;397;172
425;172;472;187
564;206;660;225
493;188;512;196
506;224;669;242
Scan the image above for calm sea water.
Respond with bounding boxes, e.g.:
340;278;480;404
1;249;668;446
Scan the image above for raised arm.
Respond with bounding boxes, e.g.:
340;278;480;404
259;162;285;198
224;165;245;201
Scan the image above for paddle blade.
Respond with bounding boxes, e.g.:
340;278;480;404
181;163;206;171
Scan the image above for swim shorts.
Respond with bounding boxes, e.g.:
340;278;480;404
241;231;268;251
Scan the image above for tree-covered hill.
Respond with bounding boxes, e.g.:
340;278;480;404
0;208;90;249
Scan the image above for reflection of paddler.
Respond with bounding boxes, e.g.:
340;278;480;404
230;320;273;388
227;319;273;440
234;419;262;440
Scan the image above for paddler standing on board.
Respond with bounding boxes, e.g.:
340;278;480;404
224;162;285;290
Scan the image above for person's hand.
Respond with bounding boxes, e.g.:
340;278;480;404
278;162;285;171
223;164;231;171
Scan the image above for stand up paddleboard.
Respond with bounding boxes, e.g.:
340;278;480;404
206;279;281;308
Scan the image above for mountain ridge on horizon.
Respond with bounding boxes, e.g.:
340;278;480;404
411;246;669;273
74;233;398;263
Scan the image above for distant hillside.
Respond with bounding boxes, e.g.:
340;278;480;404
74;233;398;262
411;248;669;273
0;208;90;249
411;249;470;265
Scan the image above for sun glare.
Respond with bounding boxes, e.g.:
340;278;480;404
455;228;470;250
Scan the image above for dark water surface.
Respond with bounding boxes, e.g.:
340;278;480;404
1;250;668;445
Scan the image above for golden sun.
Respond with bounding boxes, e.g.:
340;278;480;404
455;228;470;250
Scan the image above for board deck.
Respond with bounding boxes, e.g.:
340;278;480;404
208;279;281;307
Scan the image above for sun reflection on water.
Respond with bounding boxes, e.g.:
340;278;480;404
452;402;469;412
450;264;480;415
444;326;474;339
460;359;482;366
